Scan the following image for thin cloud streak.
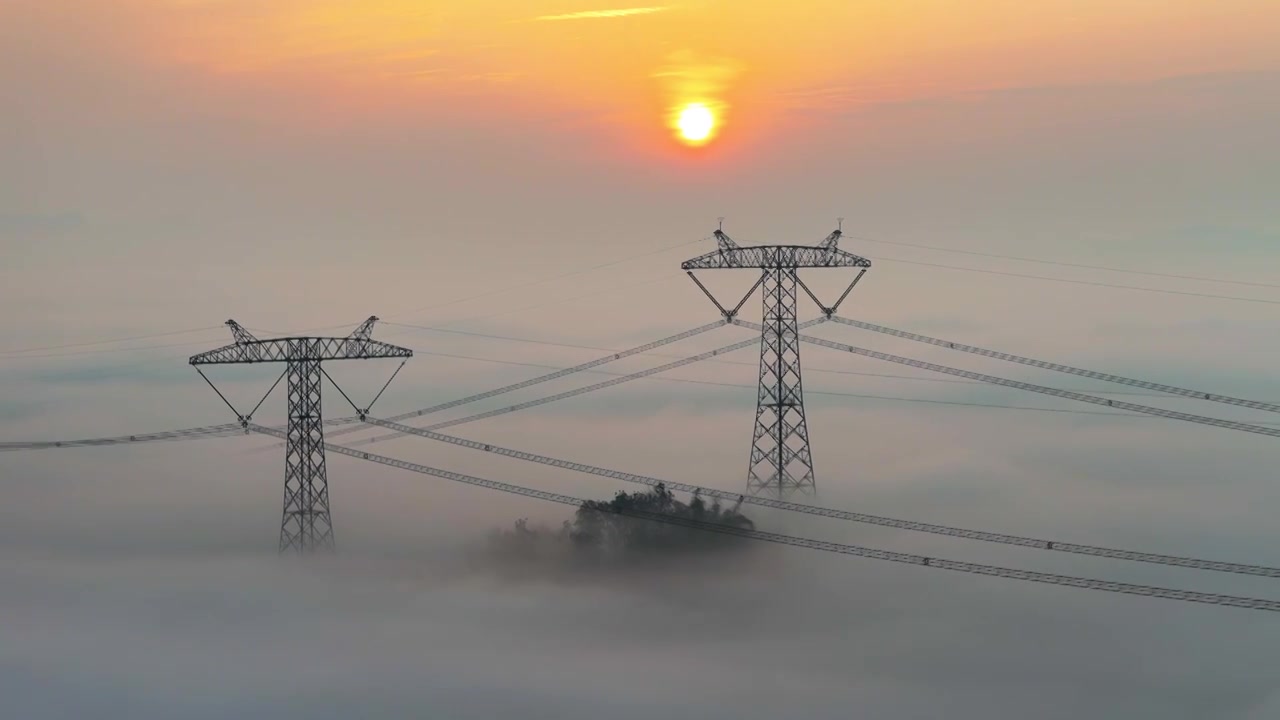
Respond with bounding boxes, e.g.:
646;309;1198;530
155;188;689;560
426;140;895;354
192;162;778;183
534;6;671;22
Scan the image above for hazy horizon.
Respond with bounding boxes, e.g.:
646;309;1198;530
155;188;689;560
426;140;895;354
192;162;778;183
3;1;1280;717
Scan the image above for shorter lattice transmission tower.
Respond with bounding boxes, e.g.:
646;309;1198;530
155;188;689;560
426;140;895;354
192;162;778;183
682;221;872;499
190;317;412;553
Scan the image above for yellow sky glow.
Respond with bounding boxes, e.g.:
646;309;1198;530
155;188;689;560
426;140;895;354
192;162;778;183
144;0;1280;152
534;6;671;22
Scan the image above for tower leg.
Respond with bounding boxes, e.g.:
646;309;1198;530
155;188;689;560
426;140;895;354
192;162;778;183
281;355;335;553
746;267;816;499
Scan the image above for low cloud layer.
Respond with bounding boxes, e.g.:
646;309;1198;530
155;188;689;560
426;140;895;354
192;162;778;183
3;426;1280;718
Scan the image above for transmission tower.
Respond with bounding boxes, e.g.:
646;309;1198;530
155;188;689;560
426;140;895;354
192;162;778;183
190;317;412;553
682;221;871;498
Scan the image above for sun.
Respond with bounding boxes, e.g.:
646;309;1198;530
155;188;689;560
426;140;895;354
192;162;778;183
675;103;716;145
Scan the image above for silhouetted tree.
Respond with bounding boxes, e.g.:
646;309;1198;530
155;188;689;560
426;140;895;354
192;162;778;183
492;483;754;561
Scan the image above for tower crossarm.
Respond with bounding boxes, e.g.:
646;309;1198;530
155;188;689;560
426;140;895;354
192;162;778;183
681;245;872;270
189;314;412;553
680;223;872;499
189;337;413;365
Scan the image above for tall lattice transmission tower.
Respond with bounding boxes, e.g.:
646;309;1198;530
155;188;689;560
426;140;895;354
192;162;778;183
682;222;871;498
190;317;412;552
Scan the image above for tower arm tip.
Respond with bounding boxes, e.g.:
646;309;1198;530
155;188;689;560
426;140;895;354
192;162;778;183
348;316;380;341
225;320;259;345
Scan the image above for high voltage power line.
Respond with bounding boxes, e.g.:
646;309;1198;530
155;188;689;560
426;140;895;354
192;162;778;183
261;312;1280;454
9;229;1278;363
341;313;1280;457
0;275;680;365
0;336;232;362
385;237;704;321
791;333;1280;440
0;417;360;452
8;306;1280;611
828;316;1280;414
301;318;735;449
0;237;702;361
7;223;1280;605
344;333;774;447
335;319;824;448
0;325;226;356
248;238;704;338
248;423;1280;614
14;340;1279;457
9;412;1280;583
362;415;1280;579
406;273;681;334
375;348;1280;424
869;255;1280;306
0;423;246;451
383;319;1252;400
14;315;1280;448
9;410;1280;583
850;234;1280;290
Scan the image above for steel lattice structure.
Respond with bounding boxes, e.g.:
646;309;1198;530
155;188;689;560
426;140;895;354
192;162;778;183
12;304;1280;611
682;223;871;498
190;318;411;553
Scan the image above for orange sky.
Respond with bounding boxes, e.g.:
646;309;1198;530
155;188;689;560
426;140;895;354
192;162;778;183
125;0;1279;152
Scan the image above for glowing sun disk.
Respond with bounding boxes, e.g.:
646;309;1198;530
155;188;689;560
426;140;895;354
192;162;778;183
676;103;715;144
